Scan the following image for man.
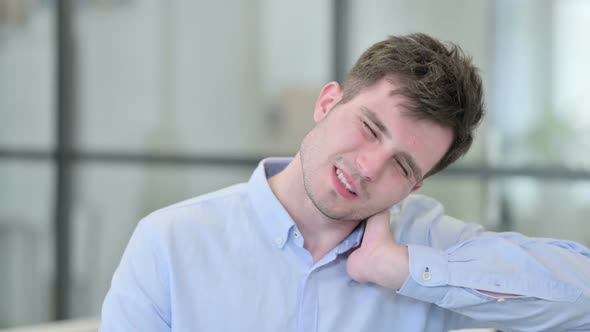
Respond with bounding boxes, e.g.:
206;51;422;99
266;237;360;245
100;33;590;331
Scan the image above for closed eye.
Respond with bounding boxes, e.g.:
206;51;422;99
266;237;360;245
362;121;377;138
396;160;410;178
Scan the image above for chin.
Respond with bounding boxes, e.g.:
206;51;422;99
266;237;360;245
318;205;373;222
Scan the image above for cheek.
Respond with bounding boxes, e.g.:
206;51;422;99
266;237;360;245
322;125;365;153
341;127;369;152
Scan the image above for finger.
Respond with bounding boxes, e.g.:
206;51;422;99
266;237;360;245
363;209;392;243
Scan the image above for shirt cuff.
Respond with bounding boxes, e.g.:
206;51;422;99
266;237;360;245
397;244;450;303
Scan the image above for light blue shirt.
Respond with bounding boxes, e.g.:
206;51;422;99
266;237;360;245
100;158;590;331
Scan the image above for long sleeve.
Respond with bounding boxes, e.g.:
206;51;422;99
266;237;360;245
99;217;171;332
394;194;590;332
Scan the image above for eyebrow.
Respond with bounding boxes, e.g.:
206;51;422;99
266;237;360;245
360;106;423;182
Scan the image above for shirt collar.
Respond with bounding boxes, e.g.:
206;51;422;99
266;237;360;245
247;158;296;249
336;222;365;254
247;157;366;254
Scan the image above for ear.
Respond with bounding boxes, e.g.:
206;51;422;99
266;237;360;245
410;182;423;192
313;82;343;123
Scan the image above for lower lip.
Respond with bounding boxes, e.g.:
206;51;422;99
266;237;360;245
331;167;358;200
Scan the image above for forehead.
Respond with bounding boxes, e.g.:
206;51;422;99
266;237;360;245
352;79;412;111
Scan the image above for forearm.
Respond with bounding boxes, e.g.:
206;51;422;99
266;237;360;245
369;194;590;330
392;237;590;331
353;195;590;330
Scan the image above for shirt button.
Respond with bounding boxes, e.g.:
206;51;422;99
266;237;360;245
497;298;506;303
293;232;300;238
275;237;284;246
422;271;432;281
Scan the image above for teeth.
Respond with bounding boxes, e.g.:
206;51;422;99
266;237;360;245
336;168;355;194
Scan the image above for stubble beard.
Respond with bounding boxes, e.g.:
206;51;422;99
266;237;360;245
299;124;380;222
300;148;372;223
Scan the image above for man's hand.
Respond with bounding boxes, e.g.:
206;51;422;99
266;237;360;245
347;209;410;290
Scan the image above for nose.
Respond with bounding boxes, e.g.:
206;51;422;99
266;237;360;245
355;149;389;182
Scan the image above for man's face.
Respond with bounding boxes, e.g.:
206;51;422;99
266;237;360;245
299;78;453;222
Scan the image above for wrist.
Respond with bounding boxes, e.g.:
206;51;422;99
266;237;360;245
370;244;410;290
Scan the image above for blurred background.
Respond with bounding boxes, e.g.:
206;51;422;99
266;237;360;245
1;0;589;328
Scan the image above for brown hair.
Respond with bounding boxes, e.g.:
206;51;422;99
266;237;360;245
341;33;485;178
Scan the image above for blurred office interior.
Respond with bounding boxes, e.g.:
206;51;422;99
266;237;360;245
1;0;590;328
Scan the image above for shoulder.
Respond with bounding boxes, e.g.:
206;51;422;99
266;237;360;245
390;194;442;245
156;183;249;215
138;183;252;240
392;194;479;249
394;194;445;221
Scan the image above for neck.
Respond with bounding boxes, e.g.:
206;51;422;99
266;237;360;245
268;155;361;263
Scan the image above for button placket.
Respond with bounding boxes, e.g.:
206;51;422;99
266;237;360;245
275;237;284;246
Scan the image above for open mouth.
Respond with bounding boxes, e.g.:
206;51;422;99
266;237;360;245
334;166;358;198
